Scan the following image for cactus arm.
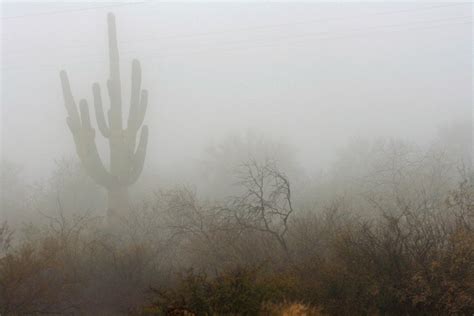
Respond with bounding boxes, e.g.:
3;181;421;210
60;70;81;131
136;89;148;130
126;60;148;160
128;59;142;132
79;99;92;129
107;13;122;130
92;83;110;137
127;62;148;133
77;100;116;189
81;143;117;189
108;13;121;84
126;125;148;185
59;89;116;188
107;79;122;130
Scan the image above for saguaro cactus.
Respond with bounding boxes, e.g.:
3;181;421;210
60;13;149;224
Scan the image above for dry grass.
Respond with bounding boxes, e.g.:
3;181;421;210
262;302;324;316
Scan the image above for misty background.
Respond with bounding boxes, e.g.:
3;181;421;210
1;1;472;197
1;3;474;314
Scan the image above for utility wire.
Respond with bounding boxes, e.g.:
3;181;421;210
123;2;470;44
0;1;150;20
1;2;467;22
136;15;473;62
2;2;469;53
1;18;470;73
139;19;471;63
6;14;470;62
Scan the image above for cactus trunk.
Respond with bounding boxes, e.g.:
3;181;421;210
107;187;129;224
60;13;149;227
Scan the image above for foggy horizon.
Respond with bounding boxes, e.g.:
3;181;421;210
2;2;472;183
1;2;473;315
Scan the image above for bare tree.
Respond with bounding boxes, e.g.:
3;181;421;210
230;159;294;254
159;188;240;269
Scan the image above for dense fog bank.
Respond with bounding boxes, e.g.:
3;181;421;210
1;2;472;315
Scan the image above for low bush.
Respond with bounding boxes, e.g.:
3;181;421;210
144;266;295;315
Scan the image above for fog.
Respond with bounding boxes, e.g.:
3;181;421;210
2;2;471;180
0;2;473;314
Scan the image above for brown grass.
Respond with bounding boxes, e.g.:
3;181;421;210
262;302;324;316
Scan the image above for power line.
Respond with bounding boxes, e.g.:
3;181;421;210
124;2;469;44
1;18;469;74
141;19;471;63
1;2;468;23
136;15;472;61
2;3;471;58
0;1;150;20
8;14;472;62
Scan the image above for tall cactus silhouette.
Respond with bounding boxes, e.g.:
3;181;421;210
60;13;148;224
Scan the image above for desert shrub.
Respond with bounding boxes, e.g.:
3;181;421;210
294;181;474;315
0;210;172;315
145;266;295;315
2;137;472;315
403;227;474;314
0;235;79;315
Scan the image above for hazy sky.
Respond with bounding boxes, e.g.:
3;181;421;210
1;1;472;180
